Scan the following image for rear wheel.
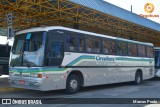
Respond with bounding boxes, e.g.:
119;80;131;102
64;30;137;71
66;74;80;94
134;71;142;85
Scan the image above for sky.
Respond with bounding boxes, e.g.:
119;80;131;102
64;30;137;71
103;0;160;23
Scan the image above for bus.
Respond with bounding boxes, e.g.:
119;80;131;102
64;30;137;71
154;47;160;77
9;26;154;94
0;36;12;76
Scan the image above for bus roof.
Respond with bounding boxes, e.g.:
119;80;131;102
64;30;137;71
154;47;160;50
16;26;153;46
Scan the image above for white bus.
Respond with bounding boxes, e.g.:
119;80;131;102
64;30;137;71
9;26;154;94
154;47;160;77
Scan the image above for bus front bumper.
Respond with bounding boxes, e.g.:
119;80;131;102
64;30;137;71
8;74;66;91
8;76;45;91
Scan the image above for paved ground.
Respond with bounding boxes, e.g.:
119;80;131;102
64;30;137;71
0;76;160;107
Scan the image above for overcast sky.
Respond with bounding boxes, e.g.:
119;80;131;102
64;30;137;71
103;0;160;23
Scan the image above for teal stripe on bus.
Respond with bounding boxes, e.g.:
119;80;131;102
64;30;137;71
116;57;153;62
67;56;95;66
9;55;153;73
9;55;95;73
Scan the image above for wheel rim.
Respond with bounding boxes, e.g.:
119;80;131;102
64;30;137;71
70;79;78;90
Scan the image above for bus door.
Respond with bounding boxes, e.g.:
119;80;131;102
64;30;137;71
46;30;65;66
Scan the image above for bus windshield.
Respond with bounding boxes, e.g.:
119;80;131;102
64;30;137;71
10;32;46;67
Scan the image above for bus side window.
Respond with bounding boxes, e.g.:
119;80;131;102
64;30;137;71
116;41;128;56
70;35;75;51
150;47;153;58
66;33;85;52
138;45;146;57
75;35;85;52
110;40;116;55
94;38;101;53
66;33;76;51
66;34;70;51
103;39;115;55
128;43;138;57
146;46;153;58
86;36;94;53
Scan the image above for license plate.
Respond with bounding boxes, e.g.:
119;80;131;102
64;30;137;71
19;80;25;85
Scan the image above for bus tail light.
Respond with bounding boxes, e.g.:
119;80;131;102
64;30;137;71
37;74;43;78
30;73;37;78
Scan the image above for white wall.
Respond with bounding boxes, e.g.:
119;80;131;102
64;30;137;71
0;36;7;45
0;36;13;46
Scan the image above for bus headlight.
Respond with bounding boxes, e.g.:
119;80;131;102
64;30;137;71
9;72;15;76
30;73;44;78
30;73;38;78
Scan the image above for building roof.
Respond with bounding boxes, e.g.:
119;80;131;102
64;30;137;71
69;0;160;31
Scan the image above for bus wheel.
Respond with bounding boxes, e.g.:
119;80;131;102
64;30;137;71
134;71;142;85
66;74;80;94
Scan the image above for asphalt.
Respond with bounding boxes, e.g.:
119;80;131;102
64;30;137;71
0;76;160;107
0;76;23;92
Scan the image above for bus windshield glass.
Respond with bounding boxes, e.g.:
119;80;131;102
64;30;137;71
10;32;46;67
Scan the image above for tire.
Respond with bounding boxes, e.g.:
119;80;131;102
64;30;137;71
66;74;80;94
134;72;142;85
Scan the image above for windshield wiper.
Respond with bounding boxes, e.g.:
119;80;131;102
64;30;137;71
23;54;31;68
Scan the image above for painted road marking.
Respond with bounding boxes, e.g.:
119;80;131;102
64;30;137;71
0;87;23;92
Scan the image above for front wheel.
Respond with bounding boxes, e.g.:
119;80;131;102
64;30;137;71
66;74;80;94
134;72;142;85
